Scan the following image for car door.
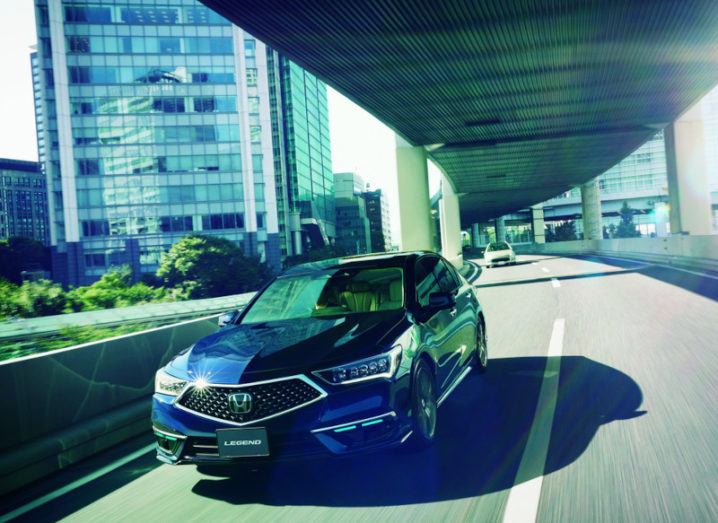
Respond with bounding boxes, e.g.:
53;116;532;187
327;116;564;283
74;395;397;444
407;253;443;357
414;255;460;391
433;258;476;386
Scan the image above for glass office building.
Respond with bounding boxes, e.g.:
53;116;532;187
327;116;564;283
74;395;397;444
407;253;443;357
542;131;669;237
0;159;49;243
267;52;334;257
34;0;280;285
364;189;392;252
334;172;370;255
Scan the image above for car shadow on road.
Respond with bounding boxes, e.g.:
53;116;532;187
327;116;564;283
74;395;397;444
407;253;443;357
192;356;645;507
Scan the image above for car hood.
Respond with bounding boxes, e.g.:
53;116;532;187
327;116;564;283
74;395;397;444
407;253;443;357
168;310;408;384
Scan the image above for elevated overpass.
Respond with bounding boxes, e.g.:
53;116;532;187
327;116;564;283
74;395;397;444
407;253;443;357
202;0;718;264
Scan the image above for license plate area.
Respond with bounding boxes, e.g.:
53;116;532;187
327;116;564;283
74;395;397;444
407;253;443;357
216;427;269;457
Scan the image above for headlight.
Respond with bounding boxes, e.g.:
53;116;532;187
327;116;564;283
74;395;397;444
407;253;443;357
154;368;188;396
313;346;402;385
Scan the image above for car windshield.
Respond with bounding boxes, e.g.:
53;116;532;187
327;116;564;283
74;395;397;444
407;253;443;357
241;267;405;323
488;242;510;251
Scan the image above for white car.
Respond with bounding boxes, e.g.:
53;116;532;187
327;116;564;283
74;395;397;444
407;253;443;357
484;241;516;268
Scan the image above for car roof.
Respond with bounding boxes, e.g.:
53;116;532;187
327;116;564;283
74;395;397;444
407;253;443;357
281;251;431;277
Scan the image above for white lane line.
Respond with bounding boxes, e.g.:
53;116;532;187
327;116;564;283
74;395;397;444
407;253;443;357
502;318;565;523
655;263;718;281
541;267;550;273
584;253;718;281
0;443;156;523
551;278;560;288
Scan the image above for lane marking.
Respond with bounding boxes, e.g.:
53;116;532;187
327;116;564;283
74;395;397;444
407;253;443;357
541;267;550;273
0;443;156;522
551;278;560;288
502;318;565;523
654;263;718;281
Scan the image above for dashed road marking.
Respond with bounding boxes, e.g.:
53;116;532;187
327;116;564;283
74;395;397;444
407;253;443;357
551;278;560;288
502;318;565;523
541;267;550;273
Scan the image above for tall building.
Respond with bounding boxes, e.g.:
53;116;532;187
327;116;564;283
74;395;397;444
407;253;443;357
364;188;392;252
333;172;370;255
0;159;49;243
33;0;281;285
267;52;334;257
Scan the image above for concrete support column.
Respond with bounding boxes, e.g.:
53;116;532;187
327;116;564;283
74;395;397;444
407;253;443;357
471;223;481;248
580;178;603;240
439;176;464;268
664;104;713;236
395;135;433;251
531;204;546;244
495;216;506;242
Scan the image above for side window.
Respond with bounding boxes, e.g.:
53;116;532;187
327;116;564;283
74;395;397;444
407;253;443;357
434;259;459;293
415;257;441;307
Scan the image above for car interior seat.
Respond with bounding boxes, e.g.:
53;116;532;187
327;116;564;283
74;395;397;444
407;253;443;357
340;281;378;312
378;279;403;310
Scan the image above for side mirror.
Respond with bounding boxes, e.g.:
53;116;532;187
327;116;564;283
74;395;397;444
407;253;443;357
218;311;236;328
428;292;455;311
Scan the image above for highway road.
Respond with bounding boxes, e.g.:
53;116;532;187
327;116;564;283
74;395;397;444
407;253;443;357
2;254;717;522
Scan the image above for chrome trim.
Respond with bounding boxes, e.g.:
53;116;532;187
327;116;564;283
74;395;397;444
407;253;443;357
192;444;218;449
400;430;413;444
437;365;472;407
173;374;327;427
152;426;187;440
310;412;397;434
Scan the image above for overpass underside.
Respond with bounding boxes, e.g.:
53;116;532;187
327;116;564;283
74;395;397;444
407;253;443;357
202;0;718;226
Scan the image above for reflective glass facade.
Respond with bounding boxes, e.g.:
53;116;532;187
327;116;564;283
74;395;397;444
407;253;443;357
35;0;280;284
268;52;334;256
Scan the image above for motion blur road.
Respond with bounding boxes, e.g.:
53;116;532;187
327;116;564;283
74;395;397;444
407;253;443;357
3;255;717;522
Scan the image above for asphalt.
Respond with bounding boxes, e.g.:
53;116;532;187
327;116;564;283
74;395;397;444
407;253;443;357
2;254;717;522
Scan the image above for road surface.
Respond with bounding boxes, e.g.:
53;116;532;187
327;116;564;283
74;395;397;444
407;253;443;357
3;254;717;522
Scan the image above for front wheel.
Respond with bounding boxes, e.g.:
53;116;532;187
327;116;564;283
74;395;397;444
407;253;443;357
475;319;488;373
407;360;438;450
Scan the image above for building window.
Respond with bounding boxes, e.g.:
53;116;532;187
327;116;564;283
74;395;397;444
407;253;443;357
256;213;265;229
246;68;258;87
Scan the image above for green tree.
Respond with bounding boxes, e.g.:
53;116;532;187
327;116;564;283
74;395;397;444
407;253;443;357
554;220;577;241
156;234;272;298
615;202;642;238
5;280;67;318
66;266;168;311
0;237;50;284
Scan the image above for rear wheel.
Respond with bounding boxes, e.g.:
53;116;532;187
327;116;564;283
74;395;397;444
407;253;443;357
475;319;488;373
407;360;438;449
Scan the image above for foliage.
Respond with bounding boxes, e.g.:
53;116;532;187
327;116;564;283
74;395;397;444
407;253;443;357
0;279;67;318
546;220;577;242
156;234;273;299
0;237;50;284
65;266;171;311
283;245;349;268
614;202;642;238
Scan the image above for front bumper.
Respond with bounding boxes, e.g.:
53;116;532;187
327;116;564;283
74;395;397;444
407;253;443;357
151;373;413;465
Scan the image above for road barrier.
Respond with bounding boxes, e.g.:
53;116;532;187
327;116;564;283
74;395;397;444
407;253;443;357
0;303;251;495
516;235;718;272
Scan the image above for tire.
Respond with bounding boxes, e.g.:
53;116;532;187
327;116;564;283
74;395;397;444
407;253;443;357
407;360;438;450
474;318;488;373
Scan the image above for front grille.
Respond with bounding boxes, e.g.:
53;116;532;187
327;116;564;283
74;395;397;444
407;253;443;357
176;377;324;425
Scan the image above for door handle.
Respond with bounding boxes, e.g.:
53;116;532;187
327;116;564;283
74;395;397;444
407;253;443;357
449;307;457;317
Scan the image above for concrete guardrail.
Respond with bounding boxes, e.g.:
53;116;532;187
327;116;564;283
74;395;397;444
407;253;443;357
515;234;718;273
0;309;246;495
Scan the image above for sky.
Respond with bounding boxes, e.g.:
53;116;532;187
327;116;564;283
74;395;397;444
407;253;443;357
0;0;440;245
